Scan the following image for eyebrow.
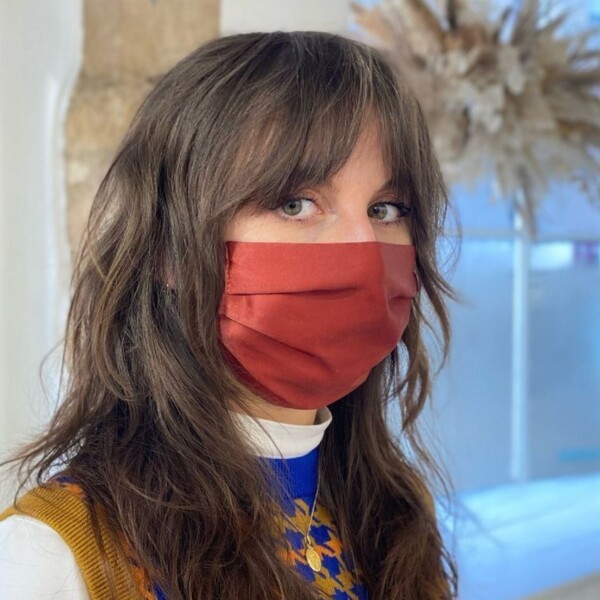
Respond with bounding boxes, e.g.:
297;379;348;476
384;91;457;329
375;178;395;194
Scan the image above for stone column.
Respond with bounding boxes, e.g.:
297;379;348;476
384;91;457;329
66;0;220;258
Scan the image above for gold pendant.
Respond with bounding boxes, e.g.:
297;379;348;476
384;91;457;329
305;543;322;572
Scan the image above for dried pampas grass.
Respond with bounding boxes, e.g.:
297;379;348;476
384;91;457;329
351;0;600;234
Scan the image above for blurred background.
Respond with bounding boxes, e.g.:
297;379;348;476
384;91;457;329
0;1;598;598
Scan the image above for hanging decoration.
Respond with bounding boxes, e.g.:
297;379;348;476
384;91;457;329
350;0;600;235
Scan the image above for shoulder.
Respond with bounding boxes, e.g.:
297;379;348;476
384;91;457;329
0;513;90;599
0;479;148;599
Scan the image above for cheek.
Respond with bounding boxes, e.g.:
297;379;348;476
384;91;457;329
224;210;284;243
375;223;413;246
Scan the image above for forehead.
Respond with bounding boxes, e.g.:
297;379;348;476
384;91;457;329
345;119;384;161
227;99;412;212
295;109;395;182
321;121;389;190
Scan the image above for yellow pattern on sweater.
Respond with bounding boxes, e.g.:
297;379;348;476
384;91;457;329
0;479;368;599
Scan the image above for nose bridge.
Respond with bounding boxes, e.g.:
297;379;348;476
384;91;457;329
328;210;377;243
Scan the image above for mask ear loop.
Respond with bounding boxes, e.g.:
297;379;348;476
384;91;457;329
224;242;232;294
412;244;421;294
413;270;421;293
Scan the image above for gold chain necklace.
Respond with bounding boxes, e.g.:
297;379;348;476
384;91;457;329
304;471;322;572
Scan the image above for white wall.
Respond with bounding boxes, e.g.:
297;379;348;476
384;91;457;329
221;0;350;34
0;0;82;500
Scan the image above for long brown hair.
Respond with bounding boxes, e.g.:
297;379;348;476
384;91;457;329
2;31;459;598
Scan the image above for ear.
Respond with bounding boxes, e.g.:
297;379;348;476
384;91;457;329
156;247;176;289
163;264;175;289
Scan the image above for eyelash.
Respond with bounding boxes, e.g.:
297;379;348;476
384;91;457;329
273;196;412;226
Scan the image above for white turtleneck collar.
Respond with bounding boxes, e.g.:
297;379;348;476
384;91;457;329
229;406;333;459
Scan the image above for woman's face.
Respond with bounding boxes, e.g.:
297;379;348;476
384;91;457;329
224;120;413;245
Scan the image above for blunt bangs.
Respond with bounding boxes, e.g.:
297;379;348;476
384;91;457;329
217;32;423;214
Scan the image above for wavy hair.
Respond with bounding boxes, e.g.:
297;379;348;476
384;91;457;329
2;31;459;599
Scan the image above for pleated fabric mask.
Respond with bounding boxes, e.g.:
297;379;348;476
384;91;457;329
218;240;419;410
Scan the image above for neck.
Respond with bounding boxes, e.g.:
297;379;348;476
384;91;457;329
230;401;318;425
229;403;332;459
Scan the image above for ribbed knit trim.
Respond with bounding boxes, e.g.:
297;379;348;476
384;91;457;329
0;486;138;600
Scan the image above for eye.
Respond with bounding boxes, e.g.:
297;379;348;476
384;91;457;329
368;201;412;225
276;197;318;221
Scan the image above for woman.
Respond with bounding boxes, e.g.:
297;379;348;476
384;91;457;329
0;31;458;599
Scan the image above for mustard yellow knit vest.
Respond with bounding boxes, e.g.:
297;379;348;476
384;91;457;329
0;485;144;599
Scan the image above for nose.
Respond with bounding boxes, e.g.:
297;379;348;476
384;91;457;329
320;214;378;243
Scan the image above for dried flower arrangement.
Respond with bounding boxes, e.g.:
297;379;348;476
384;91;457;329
351;0;600;235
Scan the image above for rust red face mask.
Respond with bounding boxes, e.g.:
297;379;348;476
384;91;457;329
218;241;419;410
